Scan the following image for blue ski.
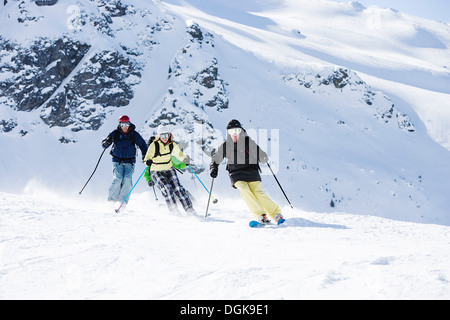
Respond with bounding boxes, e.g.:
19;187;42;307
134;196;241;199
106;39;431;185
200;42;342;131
249;219;285;228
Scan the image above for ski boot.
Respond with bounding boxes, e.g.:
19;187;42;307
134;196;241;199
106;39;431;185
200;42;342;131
274;213;285;225
258;213;271;224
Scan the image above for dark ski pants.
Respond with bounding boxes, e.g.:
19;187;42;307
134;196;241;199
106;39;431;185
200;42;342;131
151;167;193;213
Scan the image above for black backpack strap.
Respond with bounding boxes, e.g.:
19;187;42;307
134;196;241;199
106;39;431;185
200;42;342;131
110;130;137;162
154;140;173;158
151;140;174;165
147;136;156;147
110;130;119;156
154;140;161;157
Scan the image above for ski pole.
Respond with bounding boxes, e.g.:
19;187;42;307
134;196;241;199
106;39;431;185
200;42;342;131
188;165;218;204
79;148;107;195
152;184;158;201
204;178;215;219
266;162;294;209
115;166;147;213
147;167;158;201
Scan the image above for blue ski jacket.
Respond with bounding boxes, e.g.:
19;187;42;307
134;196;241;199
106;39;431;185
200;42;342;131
102;123;148;164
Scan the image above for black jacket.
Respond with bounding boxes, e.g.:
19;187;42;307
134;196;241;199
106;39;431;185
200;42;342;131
210;130;268;188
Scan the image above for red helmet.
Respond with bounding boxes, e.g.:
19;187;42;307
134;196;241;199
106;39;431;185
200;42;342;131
119;115;130;123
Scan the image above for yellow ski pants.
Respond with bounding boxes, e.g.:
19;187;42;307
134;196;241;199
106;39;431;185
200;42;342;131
234;181;281;219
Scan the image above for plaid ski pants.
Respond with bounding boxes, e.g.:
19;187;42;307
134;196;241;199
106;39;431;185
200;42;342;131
151;167;193;212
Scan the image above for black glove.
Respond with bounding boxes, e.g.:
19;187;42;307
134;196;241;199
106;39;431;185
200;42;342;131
102;141;111;149
101;136;113;149
146;159;153;166
210;163;218;178
183;155;190;166
148;180;154;187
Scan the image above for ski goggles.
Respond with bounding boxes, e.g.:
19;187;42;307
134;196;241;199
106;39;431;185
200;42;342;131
227;128;241;135
119;122;130;127
160;133;171;139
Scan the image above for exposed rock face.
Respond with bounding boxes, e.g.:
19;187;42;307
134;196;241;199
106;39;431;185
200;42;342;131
0;36;91;112
0;35;142;132
0;0;413;147
35;0;58;6
167;23;229;112
283;68;415;132
0;118;17;133
141;23;229;172
41;50;142;131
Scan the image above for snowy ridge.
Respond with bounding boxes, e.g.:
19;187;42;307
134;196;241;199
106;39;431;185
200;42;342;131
282;67;415;132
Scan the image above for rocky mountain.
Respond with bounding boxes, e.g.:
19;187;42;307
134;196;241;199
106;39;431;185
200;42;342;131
1;1;413;136
1;0;450;225
0;0;227;166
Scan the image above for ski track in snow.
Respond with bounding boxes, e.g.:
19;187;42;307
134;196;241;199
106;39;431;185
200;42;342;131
0;191;449;300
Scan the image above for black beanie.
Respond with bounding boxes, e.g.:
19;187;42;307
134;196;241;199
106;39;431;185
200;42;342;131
226;119;242;130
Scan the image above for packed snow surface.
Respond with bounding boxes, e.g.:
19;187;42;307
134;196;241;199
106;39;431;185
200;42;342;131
1;191;449;299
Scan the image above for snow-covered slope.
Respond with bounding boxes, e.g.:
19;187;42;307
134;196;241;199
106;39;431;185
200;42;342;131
1;191;449;299
0;1;450;212
1;0;450;300
1;0;449;225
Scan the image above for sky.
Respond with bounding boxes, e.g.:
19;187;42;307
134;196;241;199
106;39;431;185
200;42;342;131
331;0;450;23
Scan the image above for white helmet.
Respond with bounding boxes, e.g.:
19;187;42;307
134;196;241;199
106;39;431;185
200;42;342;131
157;124;178;138
156;125;169;135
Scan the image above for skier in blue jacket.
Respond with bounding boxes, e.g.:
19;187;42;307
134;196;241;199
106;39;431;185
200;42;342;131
102;115;148;204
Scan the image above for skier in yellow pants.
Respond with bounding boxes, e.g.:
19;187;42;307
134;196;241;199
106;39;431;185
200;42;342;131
234;181;281;221
210;119;284;224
